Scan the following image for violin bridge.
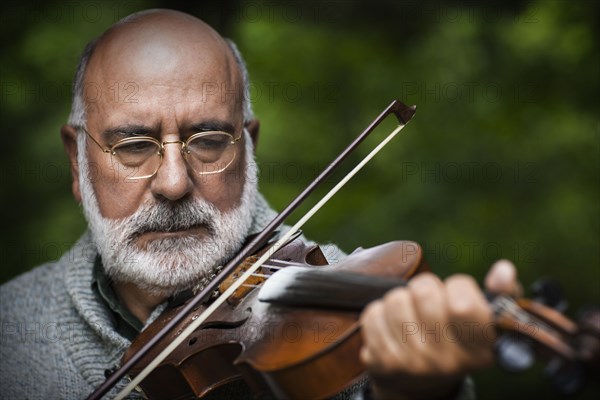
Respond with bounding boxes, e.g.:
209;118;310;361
219;255;269;306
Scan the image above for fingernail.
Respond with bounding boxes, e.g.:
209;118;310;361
494;260;514;283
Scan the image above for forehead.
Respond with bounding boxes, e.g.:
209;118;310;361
83;25;243;130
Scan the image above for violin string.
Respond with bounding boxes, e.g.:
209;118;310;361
491;295;580;359
493;296;533;324
261;265;283;270
492;296;554;335
268;260;306;266
115;122;409;399
250;273;271;278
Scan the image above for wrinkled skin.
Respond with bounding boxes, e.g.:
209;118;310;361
360;260;520;399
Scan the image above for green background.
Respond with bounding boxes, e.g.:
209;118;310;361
1;1;598;398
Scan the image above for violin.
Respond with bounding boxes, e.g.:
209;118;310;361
87;101;600;399
121;238;427;399
117;238;599;399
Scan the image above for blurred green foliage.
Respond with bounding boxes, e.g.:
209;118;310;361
0;1;598;398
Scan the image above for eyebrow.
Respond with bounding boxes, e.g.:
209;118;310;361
189;120;236;134
100;119;237;142
101;125;154;141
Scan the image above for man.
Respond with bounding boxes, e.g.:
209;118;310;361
0;9;519;399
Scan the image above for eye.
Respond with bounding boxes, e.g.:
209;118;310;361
188;133;231;152
112;140;159;168
116;140;157;154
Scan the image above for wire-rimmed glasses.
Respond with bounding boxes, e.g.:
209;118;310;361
82;128;242;180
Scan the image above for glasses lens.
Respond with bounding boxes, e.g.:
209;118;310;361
112;138;161;178
186;132;237;174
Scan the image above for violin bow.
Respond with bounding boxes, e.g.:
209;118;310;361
86;100;416;400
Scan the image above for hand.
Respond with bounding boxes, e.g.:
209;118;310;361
359;260;520;399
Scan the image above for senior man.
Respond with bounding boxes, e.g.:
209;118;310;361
1;9;519;400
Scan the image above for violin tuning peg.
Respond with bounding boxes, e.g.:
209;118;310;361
495;334;535;373
575;307;600;367
530;278;568;312
577;307;600;334
544;357;586;395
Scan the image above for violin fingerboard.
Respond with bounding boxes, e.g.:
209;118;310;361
258;266;405;310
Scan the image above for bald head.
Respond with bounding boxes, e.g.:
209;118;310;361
91;10;237;87
69;9;253;128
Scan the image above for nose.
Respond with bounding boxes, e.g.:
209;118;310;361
150;140;194;201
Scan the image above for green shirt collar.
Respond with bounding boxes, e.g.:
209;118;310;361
91;256;143;341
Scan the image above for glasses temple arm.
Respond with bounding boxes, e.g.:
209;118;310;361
82;128;111;153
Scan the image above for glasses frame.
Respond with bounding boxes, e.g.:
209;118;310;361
82;127;243;180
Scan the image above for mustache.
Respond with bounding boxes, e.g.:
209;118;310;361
123;199;218;239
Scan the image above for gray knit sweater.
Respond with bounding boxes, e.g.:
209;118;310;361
0;193;473;400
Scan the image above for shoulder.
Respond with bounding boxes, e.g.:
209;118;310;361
1;230;97;317
0;262;81;399
0;233;101;399
0;261;65;319
0;261;70;352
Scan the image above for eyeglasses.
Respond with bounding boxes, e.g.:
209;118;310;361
83;128;242;180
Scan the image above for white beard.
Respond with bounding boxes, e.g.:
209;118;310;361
77;131;258;297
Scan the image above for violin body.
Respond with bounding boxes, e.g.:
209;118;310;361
122;240;429;399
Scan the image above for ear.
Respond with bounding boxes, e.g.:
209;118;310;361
245;119;260;152
60;124;82;203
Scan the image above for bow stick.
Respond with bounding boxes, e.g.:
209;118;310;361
87;99;416;400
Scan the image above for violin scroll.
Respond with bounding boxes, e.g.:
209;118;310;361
492;280;600;395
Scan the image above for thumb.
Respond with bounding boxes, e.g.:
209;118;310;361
484;259;522;297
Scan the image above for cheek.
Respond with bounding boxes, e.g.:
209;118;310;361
193;155;247;212
89;158;148;219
